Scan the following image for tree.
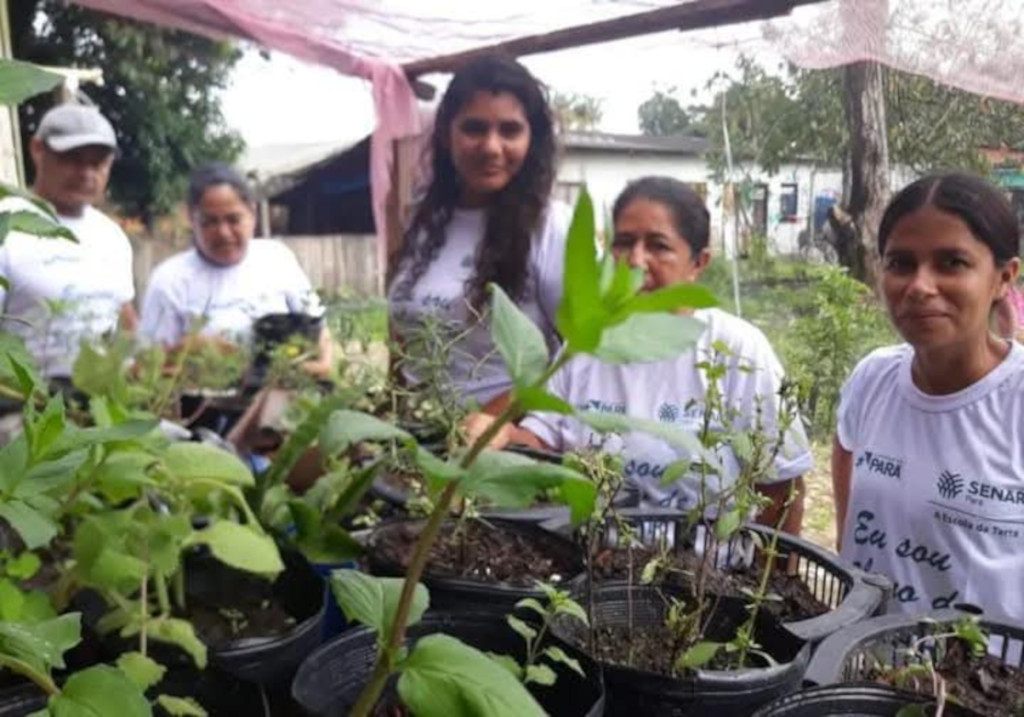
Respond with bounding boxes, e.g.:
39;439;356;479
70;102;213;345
551;91;604;132
11;0;244;222
637;89;695;136
692;53;1024;282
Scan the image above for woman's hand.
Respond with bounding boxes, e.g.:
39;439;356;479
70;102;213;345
461;412;515;450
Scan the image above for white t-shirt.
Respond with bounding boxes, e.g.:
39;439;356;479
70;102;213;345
838;342;1024;618
0;200;134;377
522;308;813;508
139;240;322;346
388;202;570;408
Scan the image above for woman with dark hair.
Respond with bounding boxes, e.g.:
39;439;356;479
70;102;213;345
139;162;332;375
466;176;811;532
833;172;1023;617
388;54;568;411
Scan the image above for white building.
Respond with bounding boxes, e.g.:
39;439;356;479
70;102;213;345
557;130;847;257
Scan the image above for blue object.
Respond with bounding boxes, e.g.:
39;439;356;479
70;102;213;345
314;561;358;641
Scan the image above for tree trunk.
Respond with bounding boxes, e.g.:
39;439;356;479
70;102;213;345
831;61;890;287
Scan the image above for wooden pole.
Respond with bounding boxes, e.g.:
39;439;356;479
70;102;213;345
402;0;827;78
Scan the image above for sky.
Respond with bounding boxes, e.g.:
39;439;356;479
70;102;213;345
220;19;786;150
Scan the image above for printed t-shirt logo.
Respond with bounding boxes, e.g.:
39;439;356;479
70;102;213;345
936;470;964;500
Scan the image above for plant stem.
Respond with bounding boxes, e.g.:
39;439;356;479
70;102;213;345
350;400;522;716
155;573;171;617
140;573;149;657
173;568;187;612
0;655;59;696
736;482;795;667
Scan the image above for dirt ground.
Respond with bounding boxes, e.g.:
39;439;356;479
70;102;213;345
801;441;838;551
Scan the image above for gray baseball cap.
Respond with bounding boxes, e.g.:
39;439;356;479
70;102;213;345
35;104;117;153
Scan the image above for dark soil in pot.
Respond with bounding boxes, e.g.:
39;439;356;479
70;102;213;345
553;584;809;717
370;517;580;587
368;517;584;613
591;543;829;622
868;639;1024;716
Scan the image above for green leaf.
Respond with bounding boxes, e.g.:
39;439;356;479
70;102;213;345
0;579;25;621
601;258;644;313
47;664;152;717
0;614;80;675
329;570;428;643
730;432;754;464
162;443;253;487
506;615;537;643
0;60;64;106
413;447;466;491
515;386;575;415
155;695;207;717
72;513;148;593
660;459;690;487
554;600;589;626
50;420;158;456
513;597;547;620
579;410;703;457
288;501;363;563
620;282;717;316
6;211;77;243
123;618;206;669
116;651;166;691
556;190;607;353
6;551;41;580
524;663;557;686
185;522;284;578
676;640;723;670
93;452;159;503
398;634;545;717
0;500;58;549
486;652;523;680
319;410;411;456
593;313;705;364
462;452;596;523
714;509;742;541
542;645;585;677
490;284;550;387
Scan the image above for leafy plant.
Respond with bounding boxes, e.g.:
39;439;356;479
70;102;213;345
489;583;588;687
327;188;715;716
0;612;151;717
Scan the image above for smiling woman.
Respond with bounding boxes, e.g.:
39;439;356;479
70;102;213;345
832;172;1024;619
464;176;812;534
388;54;569;414
138;163;333;377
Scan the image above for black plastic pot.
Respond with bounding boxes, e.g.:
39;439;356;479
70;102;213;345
752;683;972;716
0;684;45;717
291;612;604;716
553;584;809;716
546;508;889;645
367;518;584;613
804;609;1024;687
249;312;323;386
188;547;326;685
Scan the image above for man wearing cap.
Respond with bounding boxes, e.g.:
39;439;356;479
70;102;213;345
0;103;136;379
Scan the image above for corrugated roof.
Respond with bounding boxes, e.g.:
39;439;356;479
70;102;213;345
562;130;709;155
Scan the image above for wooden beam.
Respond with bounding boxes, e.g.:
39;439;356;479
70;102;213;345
402;0;827;78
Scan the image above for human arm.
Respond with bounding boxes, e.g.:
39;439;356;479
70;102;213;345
119;302;138;333
755;476;805;536
461;412;554;451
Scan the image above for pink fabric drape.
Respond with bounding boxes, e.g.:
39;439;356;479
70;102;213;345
768;0;1024;105
72;0;421;265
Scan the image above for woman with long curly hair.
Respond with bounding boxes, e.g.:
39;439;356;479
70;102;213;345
388;54;568;413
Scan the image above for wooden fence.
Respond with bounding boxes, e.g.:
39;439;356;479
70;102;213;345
132;233;383;299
